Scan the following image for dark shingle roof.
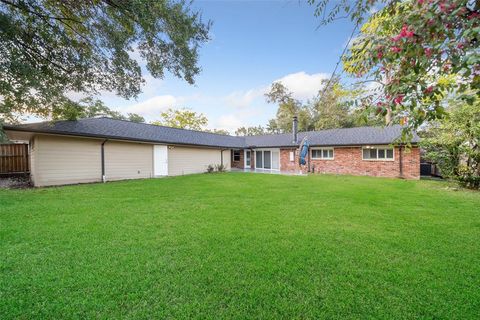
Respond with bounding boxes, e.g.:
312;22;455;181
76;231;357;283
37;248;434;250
4;117;419;148
245;125;419;147
4;117;245;148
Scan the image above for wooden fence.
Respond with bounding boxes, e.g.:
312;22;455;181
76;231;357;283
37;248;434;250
0;144;29;174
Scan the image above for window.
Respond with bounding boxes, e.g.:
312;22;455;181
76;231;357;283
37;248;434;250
289;151;295;162
311;148;334;160
233;150;241;162
362;147;394;160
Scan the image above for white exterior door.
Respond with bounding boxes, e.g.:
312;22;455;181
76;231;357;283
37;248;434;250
154;145;168;176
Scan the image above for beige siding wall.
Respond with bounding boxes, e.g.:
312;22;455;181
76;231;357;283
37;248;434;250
33;135;102;187
168;146;231;176
29;136;38;186
104;141;153;181
30;135;231;186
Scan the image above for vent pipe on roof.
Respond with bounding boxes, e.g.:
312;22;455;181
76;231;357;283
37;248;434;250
292;116;298;144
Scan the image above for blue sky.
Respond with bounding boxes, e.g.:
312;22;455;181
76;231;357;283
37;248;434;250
104;0;356;133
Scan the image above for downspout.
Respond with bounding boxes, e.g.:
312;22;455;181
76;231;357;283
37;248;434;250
101;139;108;182
399;145;404;178
220;149;229;168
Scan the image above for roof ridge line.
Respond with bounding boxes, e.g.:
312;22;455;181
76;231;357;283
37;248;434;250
74;117;244;139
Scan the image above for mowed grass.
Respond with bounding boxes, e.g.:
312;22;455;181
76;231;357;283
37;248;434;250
1;173;479;319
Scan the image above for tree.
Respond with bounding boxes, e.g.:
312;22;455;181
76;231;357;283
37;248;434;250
50;98;144;122
126;113;145;123
313;77;361;130
0;0;210;122
265;82;315;133
152;108;208;130
309;0;480;136
206;128;230;135
314;77;385;128
235;125;267;136
421;100;480;189
265;79;377;134
266;119;281;134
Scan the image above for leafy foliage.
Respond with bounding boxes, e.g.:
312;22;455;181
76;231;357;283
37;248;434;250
265;82;315;133
313;77;383;129
421;100;480;189
310;0;480;136
205;128;230;135
50;98;144;122
214;164;226;172
265;79;382;133
0;0;210;122
152;108;232;134
205;164;215;173
151;108;208;131
235;125;268;136
126;113;146;124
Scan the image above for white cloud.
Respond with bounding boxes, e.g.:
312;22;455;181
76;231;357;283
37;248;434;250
224;86;267;109
215;115;244;133
122;95;180;118
273;71;330;100
223;71;330;111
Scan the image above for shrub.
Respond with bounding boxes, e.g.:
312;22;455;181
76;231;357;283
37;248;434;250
206;164;215;173
215;164;226;172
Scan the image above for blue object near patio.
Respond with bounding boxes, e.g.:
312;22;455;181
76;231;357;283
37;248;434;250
299;137;309;165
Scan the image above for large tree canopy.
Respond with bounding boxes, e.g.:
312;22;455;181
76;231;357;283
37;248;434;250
265;79;381;134
309;0;479;136
421;100;480;189
0;0;210;122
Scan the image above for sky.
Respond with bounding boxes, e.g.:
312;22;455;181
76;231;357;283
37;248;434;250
102;0;357;133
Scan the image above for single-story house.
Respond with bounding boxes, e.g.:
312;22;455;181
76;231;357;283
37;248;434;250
3;116;420;187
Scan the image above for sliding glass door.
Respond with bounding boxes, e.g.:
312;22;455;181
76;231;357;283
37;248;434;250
255;151;262;168
263;151;271;169
254;149;280;170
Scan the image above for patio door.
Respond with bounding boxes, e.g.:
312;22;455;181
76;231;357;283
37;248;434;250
244;150;251;168
254;149;280;170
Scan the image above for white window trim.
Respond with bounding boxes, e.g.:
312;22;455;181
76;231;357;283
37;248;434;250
254;148;281;171
362;146;395;161
311;148;334;160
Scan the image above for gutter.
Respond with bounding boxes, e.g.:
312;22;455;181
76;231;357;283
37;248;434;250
3;127;244;149
101;139;108;182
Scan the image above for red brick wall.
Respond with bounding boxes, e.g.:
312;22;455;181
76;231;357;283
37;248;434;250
231;149;244;169
280;149;299;172
279;146;420;179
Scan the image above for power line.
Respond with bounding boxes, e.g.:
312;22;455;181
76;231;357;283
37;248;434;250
317;21;359;101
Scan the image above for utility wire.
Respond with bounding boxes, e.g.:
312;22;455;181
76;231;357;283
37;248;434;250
317;21;359;101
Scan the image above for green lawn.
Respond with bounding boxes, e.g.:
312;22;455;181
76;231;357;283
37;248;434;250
1;173;479;319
